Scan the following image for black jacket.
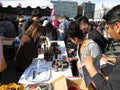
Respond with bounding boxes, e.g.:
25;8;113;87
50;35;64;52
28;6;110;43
88;29;108;53
92;56;120;90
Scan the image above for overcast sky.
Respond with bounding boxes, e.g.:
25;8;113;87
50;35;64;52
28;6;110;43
0;0;119;10
75;0;120;10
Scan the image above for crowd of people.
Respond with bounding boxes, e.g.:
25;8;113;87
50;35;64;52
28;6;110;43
0;4;120;90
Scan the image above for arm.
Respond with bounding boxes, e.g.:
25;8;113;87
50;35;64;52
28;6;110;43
87;42;102;71
84;56;98;77
67;56;78;62
23;41;38;60
84;56;118;90
58;22;66;33
101;54;116;64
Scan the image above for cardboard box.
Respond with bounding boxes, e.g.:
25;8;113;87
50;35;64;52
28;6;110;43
50;75;95;90
67;77;89;90
50;75;68;90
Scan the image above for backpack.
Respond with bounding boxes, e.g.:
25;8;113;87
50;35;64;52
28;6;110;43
88;29;108;53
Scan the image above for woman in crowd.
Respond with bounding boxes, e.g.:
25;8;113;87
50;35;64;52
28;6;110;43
78;16;108;54
14;22;44;81
83;5;120;90
0;37;7;83
67;21;102;88
42;20;58;40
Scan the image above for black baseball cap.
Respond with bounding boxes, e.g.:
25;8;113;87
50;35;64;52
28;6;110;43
31;9;42;18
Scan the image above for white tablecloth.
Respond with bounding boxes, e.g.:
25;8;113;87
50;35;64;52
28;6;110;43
18;41;73;84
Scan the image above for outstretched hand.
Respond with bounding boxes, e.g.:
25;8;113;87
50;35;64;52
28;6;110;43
101;54;109;63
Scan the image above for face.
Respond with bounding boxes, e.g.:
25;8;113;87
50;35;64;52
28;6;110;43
80;23;89;33
106;22;120;41
69;37;82;45
32;16;40;22
69;38;77;45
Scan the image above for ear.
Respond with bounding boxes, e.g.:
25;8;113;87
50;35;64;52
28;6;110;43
115;22;120;31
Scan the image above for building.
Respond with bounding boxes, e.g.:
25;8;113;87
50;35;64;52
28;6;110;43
94;6;110;20
78;3;83;16
82;1;95;19
51;1;78;18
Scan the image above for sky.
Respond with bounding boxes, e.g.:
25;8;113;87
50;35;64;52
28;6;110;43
75;0;120;10
0;0;119;10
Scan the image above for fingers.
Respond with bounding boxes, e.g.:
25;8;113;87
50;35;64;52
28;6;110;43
67;58;73;62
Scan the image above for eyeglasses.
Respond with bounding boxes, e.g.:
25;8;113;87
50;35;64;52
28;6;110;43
105;24;114;31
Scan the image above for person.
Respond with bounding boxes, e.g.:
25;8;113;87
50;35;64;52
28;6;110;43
51;16;59;33
42;20;58;40
0;16;17;66
78;16;108;54
0;16;16;38
57;16;68;44
21;8;42;37
0;37;7;83
14;22;44;81
83;5;120;90
66;39;78;76
67;21;102;87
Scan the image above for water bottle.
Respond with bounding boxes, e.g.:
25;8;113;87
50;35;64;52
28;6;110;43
37;60;41;74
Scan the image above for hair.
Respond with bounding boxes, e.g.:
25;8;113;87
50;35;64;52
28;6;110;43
31;9;41;18
68;21;84;39
43;22;54;33
74;14;82;20
42;21;58;40
78;16;90;25
103;5;120;25
25;22;43;39
0;15;4;21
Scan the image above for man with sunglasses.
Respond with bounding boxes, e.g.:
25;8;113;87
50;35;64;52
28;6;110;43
21;9;42;37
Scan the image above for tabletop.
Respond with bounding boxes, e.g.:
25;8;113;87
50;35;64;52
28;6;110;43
18;41;73;84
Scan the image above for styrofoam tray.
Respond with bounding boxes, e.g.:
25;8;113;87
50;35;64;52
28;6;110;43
25;65;51;83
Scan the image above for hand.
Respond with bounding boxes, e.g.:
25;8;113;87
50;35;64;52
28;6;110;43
77;62;84;69
101;54;116;64
58;29;64;33
67;56;78;63
67;58;73;62
101;54;109;63
68;49;75;54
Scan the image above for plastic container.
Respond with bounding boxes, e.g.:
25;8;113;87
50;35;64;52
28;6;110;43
37;60;42;74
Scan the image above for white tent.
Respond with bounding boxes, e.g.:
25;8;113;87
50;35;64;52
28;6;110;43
0;0;53;8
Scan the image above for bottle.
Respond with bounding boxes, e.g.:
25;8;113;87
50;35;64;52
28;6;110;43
37;60;41;74
44;44;47;60
54;60;58;72
50;47;53;61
